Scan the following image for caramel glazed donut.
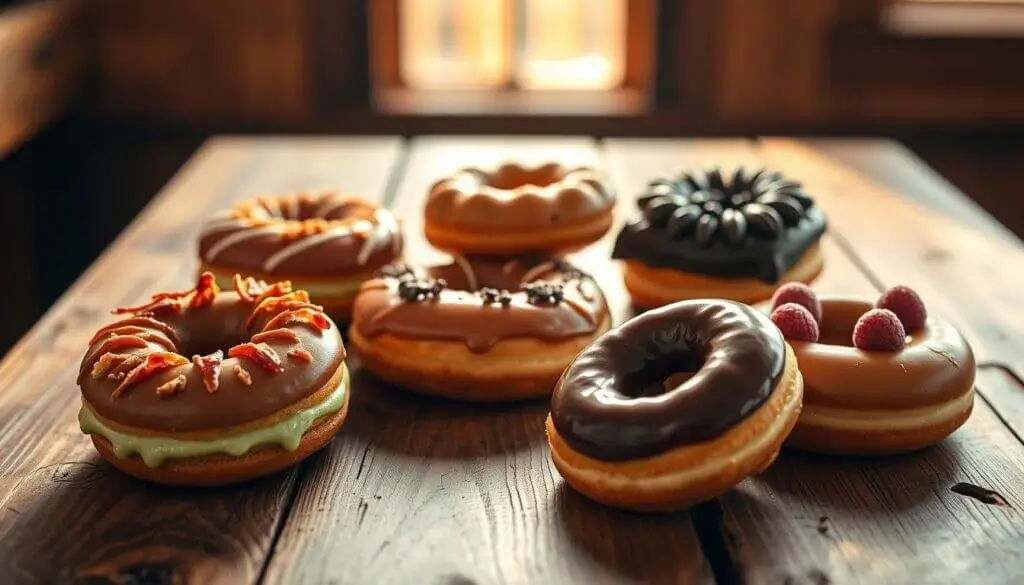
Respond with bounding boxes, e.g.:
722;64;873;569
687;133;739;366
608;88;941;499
350;256;611;401
613;167;827;307
425;162;616;255
787;296;975;455
76;272;348;486
547;300;803;512
197;192;402;321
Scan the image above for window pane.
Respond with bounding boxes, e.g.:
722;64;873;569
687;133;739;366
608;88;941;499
516;0;626;90
399;0;512;89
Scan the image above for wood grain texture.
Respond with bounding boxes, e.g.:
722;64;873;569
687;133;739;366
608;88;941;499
756;139;1024;381
604;138;1024;585
0;137;404;585
262;137;714;585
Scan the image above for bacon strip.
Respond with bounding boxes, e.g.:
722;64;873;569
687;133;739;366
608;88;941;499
287;348;313;362
111;352;189;398
251;328;300;344
155;374;188;397
89;317;181;348
191;350;224;392
112;297;185;317
92;335;149;359
228;342;284;373
91;352;132;379
188;272;220;309
107;354;144;381
234;364;252;385
233;274;269;302
263;308;332;333
245;290;313;330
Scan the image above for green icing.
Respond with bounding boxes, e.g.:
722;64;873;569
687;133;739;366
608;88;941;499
79;366;348;468
211;273;365;298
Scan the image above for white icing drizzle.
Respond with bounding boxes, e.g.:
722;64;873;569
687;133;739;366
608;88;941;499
262;226;346;272
451;254;479;291
520;261;557;285
203;224;286;262
198;217;249;239
356;209;399;265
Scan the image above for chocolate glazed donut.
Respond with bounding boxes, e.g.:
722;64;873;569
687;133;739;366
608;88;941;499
552;300;786;460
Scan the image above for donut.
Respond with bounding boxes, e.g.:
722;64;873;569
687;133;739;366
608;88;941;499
547;299;803;512
612;167;826;307
768;285;975;455
76;272;348;486
350;256;611;401
197;192;403;321
425;163;616;255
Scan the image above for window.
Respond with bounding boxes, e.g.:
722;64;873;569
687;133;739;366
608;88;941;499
372;0;652;103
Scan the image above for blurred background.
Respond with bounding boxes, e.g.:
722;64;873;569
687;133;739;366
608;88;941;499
1;0;1022;353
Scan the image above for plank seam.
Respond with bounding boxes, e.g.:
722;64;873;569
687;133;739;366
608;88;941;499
254;470;304;585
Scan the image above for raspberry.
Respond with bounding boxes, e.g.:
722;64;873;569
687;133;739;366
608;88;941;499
875;285;927;332
853;309;906;351
770;303;820;342
770;282;822;324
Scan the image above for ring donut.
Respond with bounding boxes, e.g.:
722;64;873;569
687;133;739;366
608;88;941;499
77;272;348;486
425;163;616;255
770;291;976;455
350;256;611;401
612;167;826;306
547;299;802;511
198;192;403;321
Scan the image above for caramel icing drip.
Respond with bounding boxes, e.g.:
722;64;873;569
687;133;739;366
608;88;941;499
426;163;616;231
352;257;608;354
78;272;346;431
550;300;786;461
198;192;402;276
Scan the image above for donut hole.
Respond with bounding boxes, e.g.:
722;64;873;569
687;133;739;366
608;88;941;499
248;196;376;223
172;314;252;358
819;319;856;347
486;164;564;190
629;352;704;399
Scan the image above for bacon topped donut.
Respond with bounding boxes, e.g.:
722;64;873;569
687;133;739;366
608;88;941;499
547;300;803;511
350;256;611;401
77;272;348;486
425;163;616;255
198;192;402;321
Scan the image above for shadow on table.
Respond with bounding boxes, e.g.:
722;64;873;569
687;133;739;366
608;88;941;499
755;441;961;513
549;483;706;584
339;358;549;459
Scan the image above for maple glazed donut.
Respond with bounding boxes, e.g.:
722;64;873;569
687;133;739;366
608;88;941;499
198;192;402;321
612;167;826;307
547;300;803;512
350;256;611;401
767;286;976;455
76;272;348;486
425;162;616;255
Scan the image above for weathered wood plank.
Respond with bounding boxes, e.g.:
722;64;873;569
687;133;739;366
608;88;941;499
0;137;405;585
756;138;1024;381
263;137;715;585
604;138;1024;585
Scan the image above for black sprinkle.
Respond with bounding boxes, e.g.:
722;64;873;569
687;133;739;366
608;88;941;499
480;287;513;307
951;482;1011;507
398;278;446;302
523;282;564;305
817;516;829;535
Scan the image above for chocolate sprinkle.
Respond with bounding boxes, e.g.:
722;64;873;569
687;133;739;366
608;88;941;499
523;282;564;305
480;287;513;307
950;482;1011;507
398;278;447;302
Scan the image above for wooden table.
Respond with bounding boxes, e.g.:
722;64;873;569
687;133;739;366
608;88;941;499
1;136;1022;585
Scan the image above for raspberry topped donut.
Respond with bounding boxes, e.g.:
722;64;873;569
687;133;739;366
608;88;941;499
547;299;803;511
613;167;826;307
425;163;616;255
198;192;402;320
768;284;975;455
77;272;348;486
350;256;611;401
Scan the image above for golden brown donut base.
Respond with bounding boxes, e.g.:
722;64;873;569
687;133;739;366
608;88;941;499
90;391;349;486
424;211;613;256
547;344;803;512
786;394;973;456
350;316;611;401
622;242;824;308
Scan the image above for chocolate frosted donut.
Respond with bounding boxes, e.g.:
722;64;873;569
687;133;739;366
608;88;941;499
546;299;803;511
612;167;826;307
551;300;786;460
350;256;611;401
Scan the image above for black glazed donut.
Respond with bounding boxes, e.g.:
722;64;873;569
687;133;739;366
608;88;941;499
550;299;787;460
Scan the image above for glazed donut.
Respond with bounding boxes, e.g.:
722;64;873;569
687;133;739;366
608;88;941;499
77;272;348;486
547;299;802;512
612;167;826;307
425;163;616;255
198;192;402;321
350;256;611;401
768;288;975;455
